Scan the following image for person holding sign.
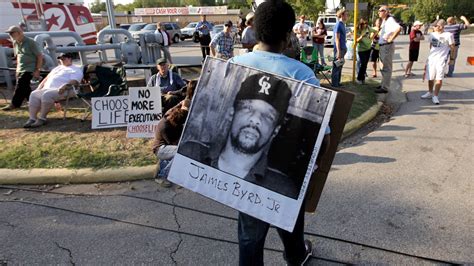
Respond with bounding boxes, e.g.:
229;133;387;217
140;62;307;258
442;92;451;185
232;1;329;264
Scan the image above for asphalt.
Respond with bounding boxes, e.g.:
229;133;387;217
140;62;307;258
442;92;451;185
1;34;472;264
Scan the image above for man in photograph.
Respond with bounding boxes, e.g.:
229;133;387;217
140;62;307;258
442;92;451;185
180;73;299;198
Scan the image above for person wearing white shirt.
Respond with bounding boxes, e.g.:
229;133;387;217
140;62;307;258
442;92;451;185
376;5;401;93
155;22;173;64
23;53;83;128
421;19;455;105
293;15;310;47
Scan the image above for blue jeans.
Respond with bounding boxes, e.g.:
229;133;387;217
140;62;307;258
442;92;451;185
238;202;306;266
313;42;326;65
331;48;347;87
156;145;178;178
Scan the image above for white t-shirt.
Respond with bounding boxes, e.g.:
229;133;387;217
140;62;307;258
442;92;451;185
293;22;310;39
427;31;454;62
155;29;169;46
43;64;83;91
379;16;400;44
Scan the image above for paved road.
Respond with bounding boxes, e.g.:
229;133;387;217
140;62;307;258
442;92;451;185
1;34;473;264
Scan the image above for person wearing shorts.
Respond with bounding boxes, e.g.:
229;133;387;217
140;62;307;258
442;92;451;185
421;19;454;105
405;21;424;77
369;18;381;78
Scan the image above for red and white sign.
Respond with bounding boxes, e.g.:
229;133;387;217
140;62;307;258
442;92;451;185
134;6;227;16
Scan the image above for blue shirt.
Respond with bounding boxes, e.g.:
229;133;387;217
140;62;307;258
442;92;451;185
195;21;213;36
333;20;347;51
146;72;186;94
230;50;330;134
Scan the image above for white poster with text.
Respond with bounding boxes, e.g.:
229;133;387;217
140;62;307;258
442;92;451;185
127;87;162;138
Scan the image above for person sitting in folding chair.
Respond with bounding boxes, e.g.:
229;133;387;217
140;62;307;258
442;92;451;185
23;53;83;128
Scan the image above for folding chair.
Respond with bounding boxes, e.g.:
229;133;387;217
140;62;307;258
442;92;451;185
300;46;332;86
63;63;128;121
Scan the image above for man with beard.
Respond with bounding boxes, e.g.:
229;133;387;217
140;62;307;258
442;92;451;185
179;73;298;198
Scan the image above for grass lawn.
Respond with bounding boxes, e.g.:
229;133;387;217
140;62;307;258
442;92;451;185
0;74;378;169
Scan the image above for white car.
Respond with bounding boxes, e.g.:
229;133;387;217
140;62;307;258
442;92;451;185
210;24;238;40
180;22;198;40
324;24;335;46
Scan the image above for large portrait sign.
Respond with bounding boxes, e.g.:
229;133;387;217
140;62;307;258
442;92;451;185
168;58;337;232
127;87;162;138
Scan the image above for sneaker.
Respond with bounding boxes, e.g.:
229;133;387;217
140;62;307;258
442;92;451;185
23;119;36;128
374;87;388;93
154;177;172;188
1;105;16;111
356;80;365;85
301;239;313;265
420;92;433;99
30;118;47;128
432;96;440;105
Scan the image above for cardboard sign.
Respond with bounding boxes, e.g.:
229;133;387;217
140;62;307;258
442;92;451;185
91;95;128;129
127;87;162;138
168;58;337;232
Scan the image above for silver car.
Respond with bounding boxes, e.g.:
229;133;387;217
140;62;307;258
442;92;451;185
180;22;198;40
134;23;182;43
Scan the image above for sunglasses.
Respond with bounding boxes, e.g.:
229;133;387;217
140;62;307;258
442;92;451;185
224;24;231;27
378;10;387;12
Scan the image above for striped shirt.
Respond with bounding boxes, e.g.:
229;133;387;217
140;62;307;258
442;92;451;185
444;24;467;46
210;31;234;59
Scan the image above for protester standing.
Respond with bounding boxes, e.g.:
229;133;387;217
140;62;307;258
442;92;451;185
331;9;348;88
155;22;173;64
293;15;310;47
356;18;374;84
312;19;327;65
404;20;424;78
241;12;257;51
421;19;454;105
370;18;382;78
210;20;235;60
229;1;331;264
195;15;213;63
444;16;471;77
2;26;43;111
376;5;401;93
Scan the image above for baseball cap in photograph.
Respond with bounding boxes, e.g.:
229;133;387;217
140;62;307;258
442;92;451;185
6;26;22;34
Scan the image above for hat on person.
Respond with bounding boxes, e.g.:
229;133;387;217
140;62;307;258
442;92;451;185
235;74;292;121
246;12;255;21
413;21;423;26
5;25;22;34
57;52;74;59
224;20;233;27
156;58;168;65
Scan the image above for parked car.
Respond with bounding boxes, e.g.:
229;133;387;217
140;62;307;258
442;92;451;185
119;24;131;30
324;24;335;46
101;25;127;43
180;22;198;40
210;24;238;40
161;22;182;43
133;22;181;43
128;23;147;35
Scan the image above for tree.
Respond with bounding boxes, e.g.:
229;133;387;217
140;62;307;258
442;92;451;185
413;0;445;23
400;9;414;24
287;0;325;21
89;0;106;13
443;0;474;21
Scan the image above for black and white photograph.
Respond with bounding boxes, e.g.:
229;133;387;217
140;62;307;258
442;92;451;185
168;58;336;231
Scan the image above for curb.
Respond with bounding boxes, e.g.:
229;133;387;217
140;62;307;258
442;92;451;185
342;102;383;139
0;166;155;185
